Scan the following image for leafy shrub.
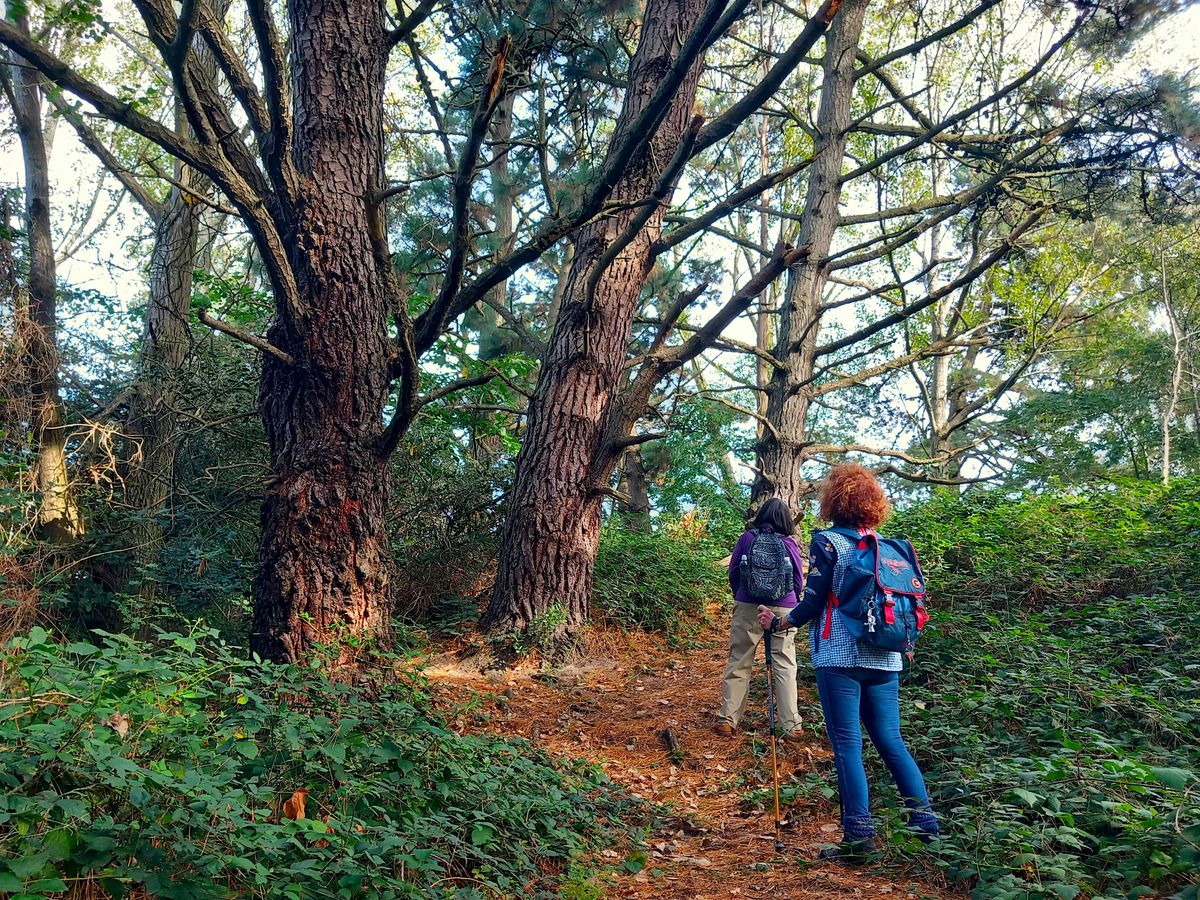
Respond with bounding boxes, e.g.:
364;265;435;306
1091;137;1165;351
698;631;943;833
907;594;1200;900
0;627;642;899
869;481;1200;899
892;478;1200;611
592;513;732;639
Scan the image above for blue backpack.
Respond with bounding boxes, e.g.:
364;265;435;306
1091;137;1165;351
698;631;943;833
820;528;930;657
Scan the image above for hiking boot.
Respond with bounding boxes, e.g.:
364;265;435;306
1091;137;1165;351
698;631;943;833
817;836;880;865
712;722;735;737
781;730;805;746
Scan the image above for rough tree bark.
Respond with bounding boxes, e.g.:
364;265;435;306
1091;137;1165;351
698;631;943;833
4;14;83;542
753;0;868;505
249;0;395;662
483;0;711;639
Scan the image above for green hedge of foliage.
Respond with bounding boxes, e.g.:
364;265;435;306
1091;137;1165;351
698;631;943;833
592;513;739;639
0;628;642;899
885;480;1200;899
892;478;1200;610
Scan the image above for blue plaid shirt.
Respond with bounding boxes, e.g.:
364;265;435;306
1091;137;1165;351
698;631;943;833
782;530;902;672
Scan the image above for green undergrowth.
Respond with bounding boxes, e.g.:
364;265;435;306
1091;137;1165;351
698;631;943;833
0;627;645;899
908;593;1199;900
592;513;736;643
890;480;1200;899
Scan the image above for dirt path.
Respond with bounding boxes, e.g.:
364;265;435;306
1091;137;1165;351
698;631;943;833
422;622;950;899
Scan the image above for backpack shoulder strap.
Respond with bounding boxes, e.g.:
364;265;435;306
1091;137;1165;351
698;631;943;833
819;529;856;597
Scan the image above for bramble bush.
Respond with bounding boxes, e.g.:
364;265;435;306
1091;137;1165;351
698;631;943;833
0;627;643;899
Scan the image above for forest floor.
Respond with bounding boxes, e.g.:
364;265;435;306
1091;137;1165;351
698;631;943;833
419;607;951;900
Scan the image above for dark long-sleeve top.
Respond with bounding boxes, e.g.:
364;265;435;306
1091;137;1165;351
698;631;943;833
780;535;836;628
727;526;805;608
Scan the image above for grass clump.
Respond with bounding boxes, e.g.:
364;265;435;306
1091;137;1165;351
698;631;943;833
0;626;643;899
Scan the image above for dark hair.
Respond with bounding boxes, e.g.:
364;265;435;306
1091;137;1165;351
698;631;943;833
752;497;796;535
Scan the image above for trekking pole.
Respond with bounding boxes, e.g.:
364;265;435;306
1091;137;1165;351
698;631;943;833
763;629;785;853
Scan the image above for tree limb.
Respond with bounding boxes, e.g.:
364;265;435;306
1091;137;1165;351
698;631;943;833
196;307;298;367
414;34;511;349
386;0;439;48
816;209;1044;358
46;93;164;220
0;19;209;171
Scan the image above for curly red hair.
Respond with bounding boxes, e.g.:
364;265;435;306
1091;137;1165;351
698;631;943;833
818;463;891;530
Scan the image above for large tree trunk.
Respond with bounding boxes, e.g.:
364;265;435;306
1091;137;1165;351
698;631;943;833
483;0;709;641
7;15;82;542
753;0;868;505
250;0;394;663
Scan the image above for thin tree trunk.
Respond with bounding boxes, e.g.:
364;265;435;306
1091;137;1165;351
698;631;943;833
484;0;710;641
250;0;394;662
123;103;208;594
1;195;30;451
754;0;868;505
6;14;82;542
1161;248;1182;487
618;447;652;532
470;91;515;463
755;1;777;439
478;90;515;362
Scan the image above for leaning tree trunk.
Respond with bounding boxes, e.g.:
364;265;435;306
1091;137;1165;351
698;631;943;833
753;0;868;505
250;0;394;663
7;17;82;542
483;0;709;641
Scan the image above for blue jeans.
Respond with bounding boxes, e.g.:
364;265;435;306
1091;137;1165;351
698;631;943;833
815;667;939;840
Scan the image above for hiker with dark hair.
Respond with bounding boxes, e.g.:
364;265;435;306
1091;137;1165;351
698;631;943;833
715;497;804;742
757;464;939;862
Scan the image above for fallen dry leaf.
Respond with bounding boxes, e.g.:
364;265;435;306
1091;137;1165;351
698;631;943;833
104;713;131;739
283;788;309;821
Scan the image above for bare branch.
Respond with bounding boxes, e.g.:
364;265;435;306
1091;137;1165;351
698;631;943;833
386;0;439;48
693;0;843;154
585;114;705;308
656;155;815;252
852;0;1003;81
612;431;668;450
0;19;208;171
196;307;298;367
816;209;1044;358
840;16;1082;187
46;94;164;220
245;0;295;199
379;370;498;455
644;282;709;357
415;35;511;348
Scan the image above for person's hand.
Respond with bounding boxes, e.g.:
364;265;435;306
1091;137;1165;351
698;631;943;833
757;605;776;630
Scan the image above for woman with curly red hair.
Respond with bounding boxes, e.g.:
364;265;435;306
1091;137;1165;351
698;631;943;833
757;463;939;862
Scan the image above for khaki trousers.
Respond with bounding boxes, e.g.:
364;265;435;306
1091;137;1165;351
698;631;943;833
717;601;801;735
